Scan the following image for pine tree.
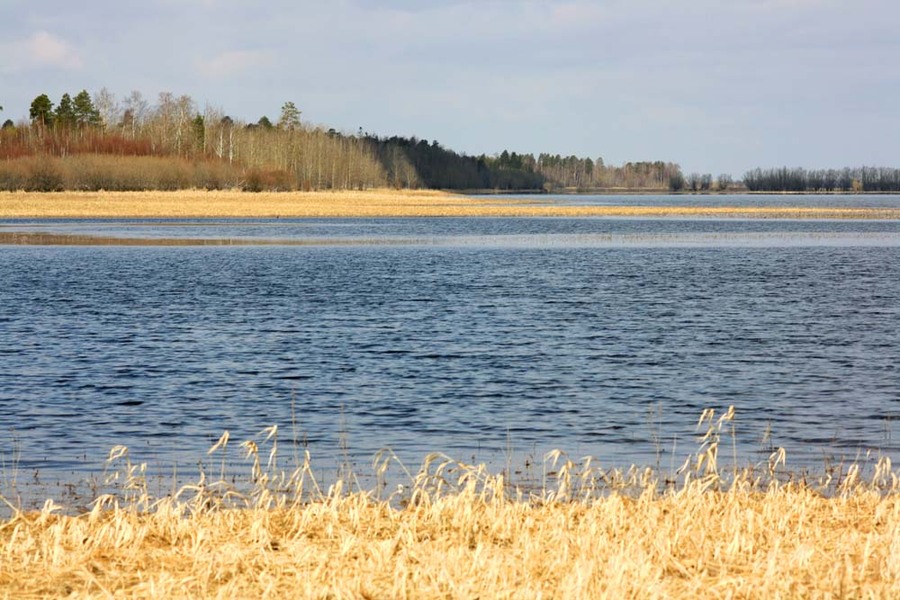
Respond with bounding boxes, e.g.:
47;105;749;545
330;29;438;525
29;94;55;127
73;90;102;127
278;101;301;130
56;93;76;127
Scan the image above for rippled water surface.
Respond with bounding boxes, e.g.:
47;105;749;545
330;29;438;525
2;207;900;500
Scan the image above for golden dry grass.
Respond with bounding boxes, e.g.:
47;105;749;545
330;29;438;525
3;471;900;598
3;409;900;599
3;189;900;219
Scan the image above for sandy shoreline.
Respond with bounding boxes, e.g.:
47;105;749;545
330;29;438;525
3;189;900;219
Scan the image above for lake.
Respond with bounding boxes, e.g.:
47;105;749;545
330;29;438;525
2;194;900;503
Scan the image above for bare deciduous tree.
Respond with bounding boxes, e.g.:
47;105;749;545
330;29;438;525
93;88;120;130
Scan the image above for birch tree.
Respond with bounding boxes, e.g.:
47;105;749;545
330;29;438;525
93;88;120;130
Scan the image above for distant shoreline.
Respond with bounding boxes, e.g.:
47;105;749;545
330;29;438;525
2;189;900;220
467;188;900;196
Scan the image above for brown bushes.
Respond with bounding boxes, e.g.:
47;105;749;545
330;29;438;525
240;167;295;192
0;127;154;160
0;157;65;192
0;152;389;193
0;155;245;192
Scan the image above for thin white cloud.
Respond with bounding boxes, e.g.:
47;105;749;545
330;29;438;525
0;31;83;72
196;50;274;78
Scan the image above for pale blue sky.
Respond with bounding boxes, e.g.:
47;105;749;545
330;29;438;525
2;0;898;176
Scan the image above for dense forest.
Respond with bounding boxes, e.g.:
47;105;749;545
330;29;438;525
0;89;683;193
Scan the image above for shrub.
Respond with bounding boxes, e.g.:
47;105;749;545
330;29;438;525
25;156;65;192
240;167;295;192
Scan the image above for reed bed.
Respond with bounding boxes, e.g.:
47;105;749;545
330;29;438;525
3;409;900;598
3;190;900;219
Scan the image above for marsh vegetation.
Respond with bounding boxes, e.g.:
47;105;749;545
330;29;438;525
4;189;900;219
3;410;900;598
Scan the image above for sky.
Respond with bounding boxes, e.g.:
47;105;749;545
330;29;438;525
1;0;899;176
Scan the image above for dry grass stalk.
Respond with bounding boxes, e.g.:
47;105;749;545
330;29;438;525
2;469;900;597
3;414;900;598
3;190;900;219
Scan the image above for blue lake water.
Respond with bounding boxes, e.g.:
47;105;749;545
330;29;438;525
2;195;900;502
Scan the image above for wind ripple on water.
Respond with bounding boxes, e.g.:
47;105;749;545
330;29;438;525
0;219;899;488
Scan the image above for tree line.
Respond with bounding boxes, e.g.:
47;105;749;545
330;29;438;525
743;167;900;192
18;90;900;195
482;152;686;191
0;88;695;193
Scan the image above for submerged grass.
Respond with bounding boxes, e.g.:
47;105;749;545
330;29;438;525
3;189;900;219
3;409;900;597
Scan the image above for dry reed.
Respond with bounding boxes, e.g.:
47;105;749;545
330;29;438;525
3;190;900;219
2;409;900;598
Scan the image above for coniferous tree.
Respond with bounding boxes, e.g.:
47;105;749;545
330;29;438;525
55;93;76;127
29;94;55;127
278;102;301;130
72;90;101;127
192;114;205;152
